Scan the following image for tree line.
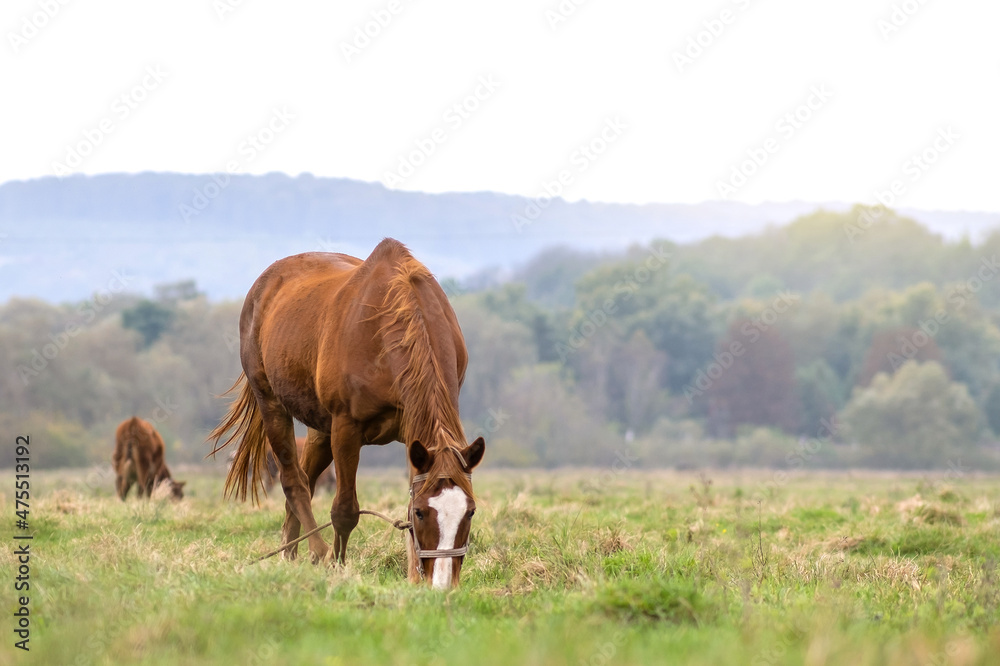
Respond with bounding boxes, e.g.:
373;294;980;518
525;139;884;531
3;206;999;471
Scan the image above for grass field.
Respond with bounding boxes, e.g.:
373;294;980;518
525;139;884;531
2;466;999;665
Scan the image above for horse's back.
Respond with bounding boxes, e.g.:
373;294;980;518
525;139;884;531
249;252;364;305
239;240;463;436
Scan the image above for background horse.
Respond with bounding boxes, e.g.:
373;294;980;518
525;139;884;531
113;417;185;500
210;238;484;587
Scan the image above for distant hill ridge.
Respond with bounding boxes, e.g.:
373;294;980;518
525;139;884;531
0;172;997;302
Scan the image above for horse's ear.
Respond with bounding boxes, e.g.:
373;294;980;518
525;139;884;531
461;437;485;470
409;440;432;473
176;481;187;488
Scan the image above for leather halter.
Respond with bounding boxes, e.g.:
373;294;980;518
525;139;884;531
408;472;474;569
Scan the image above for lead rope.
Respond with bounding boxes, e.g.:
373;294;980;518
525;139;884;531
251;472;472;564
253;509;411;563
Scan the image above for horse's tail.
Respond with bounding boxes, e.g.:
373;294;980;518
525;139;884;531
207;372;268;504
124;416;145;460
114;416;141;469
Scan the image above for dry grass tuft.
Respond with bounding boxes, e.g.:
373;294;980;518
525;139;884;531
597;526;633;556
45;488;88;514
828;536;866;552
895;494;925;518
511;559;553;593
895;494;964;525
914;504;964;526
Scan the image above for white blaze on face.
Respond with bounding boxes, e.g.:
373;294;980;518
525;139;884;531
427;486;469;589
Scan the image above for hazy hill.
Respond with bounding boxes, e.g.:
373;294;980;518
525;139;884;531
0;172;997;302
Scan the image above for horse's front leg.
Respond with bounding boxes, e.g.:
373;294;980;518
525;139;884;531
329;418;362;564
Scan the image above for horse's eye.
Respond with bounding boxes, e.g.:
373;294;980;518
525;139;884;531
468;509;476;519
414;509;424;520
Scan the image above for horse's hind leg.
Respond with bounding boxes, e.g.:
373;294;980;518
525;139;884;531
262;403;330;563
278;428;332;559
302;428;334;496
135;455;152;498
116;468;133;500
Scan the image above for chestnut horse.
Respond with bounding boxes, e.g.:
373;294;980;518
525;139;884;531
113;417;185;500
210;239;484;587
226;437;334;495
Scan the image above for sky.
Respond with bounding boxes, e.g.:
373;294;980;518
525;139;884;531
3;0;999;212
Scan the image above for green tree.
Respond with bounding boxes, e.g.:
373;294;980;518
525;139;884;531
573;252;716;392
452;296;538;423
795;359;844;435
122;300;175;347
478;284;562;362
983;383;1000;436
490;364;616;467
841;361;983;468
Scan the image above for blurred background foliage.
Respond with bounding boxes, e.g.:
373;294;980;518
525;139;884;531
3;207;999;470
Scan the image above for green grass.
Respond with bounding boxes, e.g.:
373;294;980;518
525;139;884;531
2;468;1000;665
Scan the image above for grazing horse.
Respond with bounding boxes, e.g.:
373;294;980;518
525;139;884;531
113;417;185;501
209;239;484;587
226;436;334;496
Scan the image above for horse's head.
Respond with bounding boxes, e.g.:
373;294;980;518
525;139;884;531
169;479;186;501
407;437;485;589
154;478;186;501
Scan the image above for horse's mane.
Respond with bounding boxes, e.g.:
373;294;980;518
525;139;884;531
372;239;474;499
